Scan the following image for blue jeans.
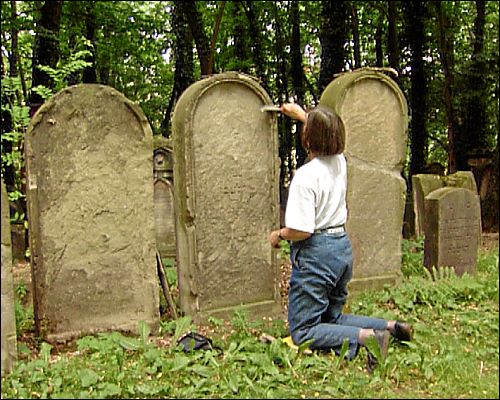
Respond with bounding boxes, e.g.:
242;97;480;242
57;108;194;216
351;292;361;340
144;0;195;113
288;232;388;360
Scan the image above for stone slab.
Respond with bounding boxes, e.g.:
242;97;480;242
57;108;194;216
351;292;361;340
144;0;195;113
172;72;283;323
25;84;159;342
423;187;481;276
1;178;18;377
319;69;408;291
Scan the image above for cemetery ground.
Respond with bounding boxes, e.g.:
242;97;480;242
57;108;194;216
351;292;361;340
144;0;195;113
2;234;498;399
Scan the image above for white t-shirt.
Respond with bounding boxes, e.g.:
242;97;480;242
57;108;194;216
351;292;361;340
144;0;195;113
285;154;348;233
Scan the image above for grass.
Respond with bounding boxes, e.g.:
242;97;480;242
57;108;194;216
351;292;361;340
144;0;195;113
1;239;498;399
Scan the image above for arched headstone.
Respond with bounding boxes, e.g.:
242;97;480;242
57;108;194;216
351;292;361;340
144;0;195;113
172;72;283;323
153;136;176;261
25;84;159;342
319;69;409;291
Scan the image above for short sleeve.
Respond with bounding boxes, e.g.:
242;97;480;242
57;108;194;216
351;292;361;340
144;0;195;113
285;178;316;233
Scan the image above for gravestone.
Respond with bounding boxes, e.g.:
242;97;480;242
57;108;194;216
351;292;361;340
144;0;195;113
423;187;481;276
25;84;160;342
319;69;408;291
412;171;478;237
153;136;176;261
1;179;17;377
172;72;283;323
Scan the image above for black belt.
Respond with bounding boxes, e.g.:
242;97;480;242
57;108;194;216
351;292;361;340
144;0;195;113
314;224;346;234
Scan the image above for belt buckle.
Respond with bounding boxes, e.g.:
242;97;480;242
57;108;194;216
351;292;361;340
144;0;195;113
326;227;344;234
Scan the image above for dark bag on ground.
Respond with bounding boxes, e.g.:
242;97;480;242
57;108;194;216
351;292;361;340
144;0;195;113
177;331;218;353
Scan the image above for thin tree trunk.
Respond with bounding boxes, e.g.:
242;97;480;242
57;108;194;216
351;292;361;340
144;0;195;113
375;23;383;67
176;0;211;77
387;1;400;83
273;2;291;188
404;1;427;180
160;1;194;137
457;0;487;170
350;3;361;69
207;1;225;75
82;1;97;83
243;1;268;91
318;1;349;93
232;2;248;72
434;1;456;173
290;1;307;168
29;0;63;115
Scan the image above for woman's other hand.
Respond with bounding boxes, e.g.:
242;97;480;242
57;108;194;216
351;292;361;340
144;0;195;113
280;103;307;123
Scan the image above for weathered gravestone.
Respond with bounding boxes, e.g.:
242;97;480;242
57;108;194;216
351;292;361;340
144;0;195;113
153;136;176;261
412;171;478;238
172;72;283;323
1;178;17;377
319;69;408;291
25;84;160;342
423;187;481;276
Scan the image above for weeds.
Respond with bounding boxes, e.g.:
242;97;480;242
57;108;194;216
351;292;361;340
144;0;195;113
2;239;498;399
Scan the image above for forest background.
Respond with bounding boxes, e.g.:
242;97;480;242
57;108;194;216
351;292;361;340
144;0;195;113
1;0;499;237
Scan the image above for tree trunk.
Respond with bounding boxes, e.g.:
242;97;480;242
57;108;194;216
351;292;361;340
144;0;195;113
28;0;63;115
387;1;401;87
290;1;307;168
350;3;361;69
318;1;349;93
375;26;383;67
231;2;249;73
82;1;97;83
434;1;457;173
243;1;268;91
404;1;427;181
160;1;195;137
176;0;212;77
273;3;291;186
456;0;488;170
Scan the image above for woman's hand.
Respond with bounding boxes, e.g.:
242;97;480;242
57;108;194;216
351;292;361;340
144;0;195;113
280;103;307;123
269;229;282;249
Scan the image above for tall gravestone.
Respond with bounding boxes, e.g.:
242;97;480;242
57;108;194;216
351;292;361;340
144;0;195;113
1;179;17;376
423;187;481;276
153;136;176;261
412;171;478;238
172;72;283;323
25;84;160;342
319;69;408;291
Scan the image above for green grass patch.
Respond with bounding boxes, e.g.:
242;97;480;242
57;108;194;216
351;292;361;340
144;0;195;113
2;240;498;399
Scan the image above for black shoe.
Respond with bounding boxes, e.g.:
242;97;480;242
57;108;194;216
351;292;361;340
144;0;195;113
391;321;412;341
365;329;390;373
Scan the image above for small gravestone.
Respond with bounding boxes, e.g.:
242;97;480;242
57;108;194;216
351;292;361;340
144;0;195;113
319;69;408;291
153;136;176;261
412;171;478;237
25;84;160;342
1;178;17;376
423;187;481;276
172;72;282;323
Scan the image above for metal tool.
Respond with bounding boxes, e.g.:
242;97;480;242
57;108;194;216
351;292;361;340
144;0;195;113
260;105;281;112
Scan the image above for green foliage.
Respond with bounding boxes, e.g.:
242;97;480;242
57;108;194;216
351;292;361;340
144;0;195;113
33;44;93;98
401;237;426;277
3;243;498;399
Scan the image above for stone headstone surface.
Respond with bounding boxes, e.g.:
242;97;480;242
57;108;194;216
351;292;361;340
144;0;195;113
172;72;282;323
25;84;159;342
319;69;408;291
412;171;478;238
1;179;17;377
153;136;176;261
423;187;481;276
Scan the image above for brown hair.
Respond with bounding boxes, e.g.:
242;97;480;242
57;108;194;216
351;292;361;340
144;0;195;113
301;106;345;156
